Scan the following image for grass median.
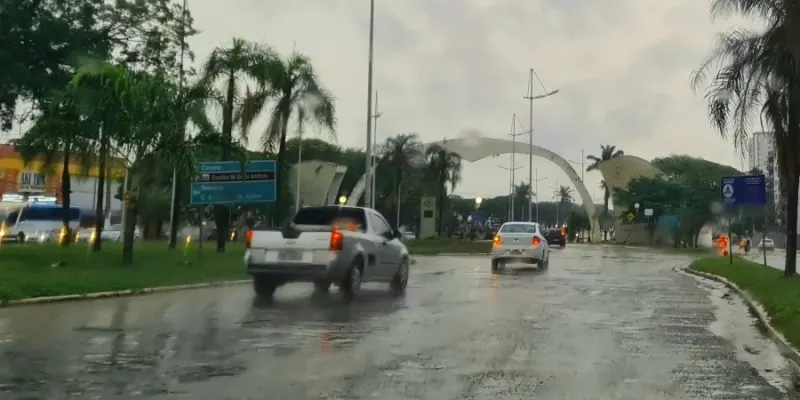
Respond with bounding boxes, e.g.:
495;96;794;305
0;241;247;302
0;238;492;302
690;256;800;348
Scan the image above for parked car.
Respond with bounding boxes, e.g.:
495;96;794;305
758;238;775;250
245;205;410;301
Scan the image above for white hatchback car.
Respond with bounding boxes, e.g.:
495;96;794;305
490;222;550;271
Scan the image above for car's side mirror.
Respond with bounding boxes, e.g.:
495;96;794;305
381;231;394;240
393;230;403;239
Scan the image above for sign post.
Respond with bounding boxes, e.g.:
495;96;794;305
721;174;767;265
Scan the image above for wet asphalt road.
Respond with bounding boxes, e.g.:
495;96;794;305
1;246;799;399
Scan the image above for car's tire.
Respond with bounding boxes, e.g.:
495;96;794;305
541;252;550;270
390;259;409;295
252;275;278;297
340;259;363;302
313;280;331;293
491;259;500;272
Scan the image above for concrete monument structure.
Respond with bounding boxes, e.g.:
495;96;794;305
348;136;602;242
289;161;348;207
594;155;664;217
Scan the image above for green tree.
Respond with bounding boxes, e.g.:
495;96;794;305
380;133;423;228
424;143;462;236
691;0;800;275
585;145;624;215
199;38;273;252
239;52;336;220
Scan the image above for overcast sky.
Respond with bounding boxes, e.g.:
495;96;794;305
187;0;751;205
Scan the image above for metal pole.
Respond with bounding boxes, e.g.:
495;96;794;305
527;68;534;222
168;0;188;248
371;91;381;208
511;113;516;221
396;181;401;228
363;0;376;208
295;140;303;211
581;148;584;182
535;168;539;221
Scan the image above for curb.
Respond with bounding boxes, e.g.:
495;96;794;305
0;279;251;308
675;265;800;369
429;253;490;256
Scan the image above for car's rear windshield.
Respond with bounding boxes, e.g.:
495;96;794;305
499;224;538;233
292;207;367;231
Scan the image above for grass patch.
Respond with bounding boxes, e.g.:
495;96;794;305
0;241;247;302
404;238;492;255
690;256;800;348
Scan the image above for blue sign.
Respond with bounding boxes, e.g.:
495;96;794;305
720;174;767;208
191;160;276;205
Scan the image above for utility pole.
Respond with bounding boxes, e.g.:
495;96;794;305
167;0;188;249
532;168;547;222
498;161;524;221
522;68;559;222
363;0;376;208
370;91;382;209
525;69;534;222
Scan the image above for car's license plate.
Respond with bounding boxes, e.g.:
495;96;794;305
279;249;304;260
510;249;522;255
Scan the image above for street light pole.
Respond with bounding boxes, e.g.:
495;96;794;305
370;91;382;209
522;68;559;222
167;0;188;249
363;0;376;208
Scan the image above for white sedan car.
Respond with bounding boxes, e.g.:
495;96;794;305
758;238;775;250
490;222;550;272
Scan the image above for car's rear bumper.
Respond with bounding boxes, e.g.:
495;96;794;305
490;245;545;261
245;249;345;282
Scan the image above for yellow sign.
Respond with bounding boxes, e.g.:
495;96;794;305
626;212;634;222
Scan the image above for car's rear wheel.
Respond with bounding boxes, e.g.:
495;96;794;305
252;275;278;297
491;259;501;272
340;259;363;302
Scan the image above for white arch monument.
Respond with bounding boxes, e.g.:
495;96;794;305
348;136;601;242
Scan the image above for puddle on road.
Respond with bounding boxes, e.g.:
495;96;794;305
691;274;799;394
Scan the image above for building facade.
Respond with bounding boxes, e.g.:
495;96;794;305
0;144;123;212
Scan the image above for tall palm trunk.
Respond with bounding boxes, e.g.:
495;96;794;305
783;0;800;71
275;106;291;222
394;168;402;230
436;165;446;237
214;71;236;253
60;139;72;246
93;132;107;252
168;173;181;248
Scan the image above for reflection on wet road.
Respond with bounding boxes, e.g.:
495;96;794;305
0;246;798;399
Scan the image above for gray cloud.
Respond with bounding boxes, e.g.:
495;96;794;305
187;0;746;204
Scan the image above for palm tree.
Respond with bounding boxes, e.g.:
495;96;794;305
424;143;462;236
200;38;274;252
513;182;533;220
553;185;573;226
586;145;624;216
691;0;800;275
14;95;95;246
380;133;423;228
239;51;336;221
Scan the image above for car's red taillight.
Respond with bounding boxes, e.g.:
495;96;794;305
330;230;343;251
493;235;502;246
245;230;253;248
531;236;541;246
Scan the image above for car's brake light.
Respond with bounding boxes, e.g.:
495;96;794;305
531;236;541;246
560;230;566;237
330;230;344;251
493;235;502;246
245;230;253;248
